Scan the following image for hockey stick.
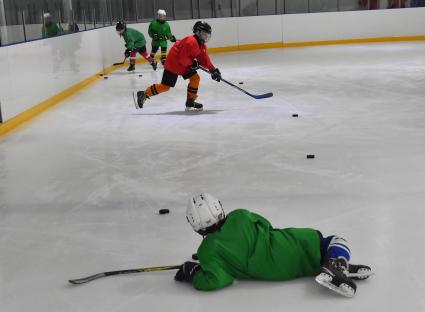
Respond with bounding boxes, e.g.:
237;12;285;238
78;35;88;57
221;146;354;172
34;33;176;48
199;66;273;99
113;57;127;66
69;264;180;285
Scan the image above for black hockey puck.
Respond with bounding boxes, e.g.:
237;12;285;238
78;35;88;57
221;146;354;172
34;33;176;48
239;82;244;84
159;209;170;215
192;253;199;260
292;114;299;117
138;74;143;77
306;154;315;159
103;76;109;79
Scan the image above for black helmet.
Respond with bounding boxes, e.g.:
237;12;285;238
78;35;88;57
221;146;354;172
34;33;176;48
193;21;212;34
116;21;126;31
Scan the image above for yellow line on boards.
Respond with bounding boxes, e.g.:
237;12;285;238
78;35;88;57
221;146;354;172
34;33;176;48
0;64;116;137
1;34;424;138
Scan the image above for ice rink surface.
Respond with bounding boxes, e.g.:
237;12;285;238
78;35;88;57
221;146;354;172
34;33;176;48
1;41;425;311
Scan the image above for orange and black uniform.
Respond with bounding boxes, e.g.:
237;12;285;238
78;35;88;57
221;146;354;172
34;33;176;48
145;35;215;101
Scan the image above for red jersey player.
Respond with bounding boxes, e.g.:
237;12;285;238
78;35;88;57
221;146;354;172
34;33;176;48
135;21;221;111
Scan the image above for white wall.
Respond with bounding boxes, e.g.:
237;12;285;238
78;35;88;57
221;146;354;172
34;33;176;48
1;8;425;122
283;8;425;43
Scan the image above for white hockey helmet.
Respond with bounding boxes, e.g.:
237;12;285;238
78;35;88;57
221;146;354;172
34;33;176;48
157;9;166;19
186;193;225;234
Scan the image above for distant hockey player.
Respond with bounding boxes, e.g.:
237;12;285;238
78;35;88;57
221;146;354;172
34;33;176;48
42;13;61;38
175;193;374;297
135;21;221;111
115;22;157;72
148;9;176;65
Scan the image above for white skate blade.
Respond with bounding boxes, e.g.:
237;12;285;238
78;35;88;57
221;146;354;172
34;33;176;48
132;91;139;109
348;269;374;280
185;107;203;112
315;273;355;298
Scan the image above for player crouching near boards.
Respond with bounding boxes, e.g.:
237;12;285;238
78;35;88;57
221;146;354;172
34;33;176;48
115;22;158;72
175;193;374;297
135;21;221;111
149;9;176;65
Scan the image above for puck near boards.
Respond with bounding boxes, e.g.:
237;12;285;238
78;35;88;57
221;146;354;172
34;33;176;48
306;154;315;159
159;209;170;215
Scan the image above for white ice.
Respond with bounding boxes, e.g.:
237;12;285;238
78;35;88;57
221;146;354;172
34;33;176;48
1;41;425;312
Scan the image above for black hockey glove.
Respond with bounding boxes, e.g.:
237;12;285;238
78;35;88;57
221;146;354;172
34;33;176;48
124;49;131;58
210;68;221;82
190;59;200;72
153;33;159;41
170;36;177;42
174;261;200;282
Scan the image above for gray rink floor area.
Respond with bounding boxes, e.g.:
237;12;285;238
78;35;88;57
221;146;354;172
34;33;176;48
1;41;425;311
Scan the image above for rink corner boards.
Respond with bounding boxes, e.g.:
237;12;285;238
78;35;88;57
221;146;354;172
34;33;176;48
1;34;425;138
0;63;117;138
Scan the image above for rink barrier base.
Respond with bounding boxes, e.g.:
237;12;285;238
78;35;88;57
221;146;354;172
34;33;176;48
1;34;425;138
0;63;117;137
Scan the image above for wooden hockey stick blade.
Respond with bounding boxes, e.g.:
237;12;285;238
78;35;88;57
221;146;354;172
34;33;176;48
113;58;127;66
69;265;180;285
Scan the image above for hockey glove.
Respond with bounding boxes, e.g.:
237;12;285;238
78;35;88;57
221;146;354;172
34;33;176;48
174;261;200;282
153;33;159;41
210;68;221;82
124;49;131;58
170;36;177;42
190;59;200;72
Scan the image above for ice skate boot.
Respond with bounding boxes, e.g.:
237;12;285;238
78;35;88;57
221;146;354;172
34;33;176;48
135;91;149;109
127;63;135;71
348;264;374;280
185;99;203;111
151;61;158;71
315;258;357;298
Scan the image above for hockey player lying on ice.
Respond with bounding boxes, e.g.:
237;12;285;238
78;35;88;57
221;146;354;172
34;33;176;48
175;193;374;297
135;21;221;111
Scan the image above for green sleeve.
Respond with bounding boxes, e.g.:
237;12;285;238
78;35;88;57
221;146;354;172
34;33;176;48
124;30;136;50
126;37;135;50
192;256;234;291
165;22;173;39
148;21;154;38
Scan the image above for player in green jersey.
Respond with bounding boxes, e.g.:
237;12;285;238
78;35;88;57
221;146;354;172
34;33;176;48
148;9;176;65
116;22;157;72
175;193;374;297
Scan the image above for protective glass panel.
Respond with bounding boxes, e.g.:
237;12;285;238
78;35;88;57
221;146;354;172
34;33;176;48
240;0;257;16
174;0;193;20
284;0;309;13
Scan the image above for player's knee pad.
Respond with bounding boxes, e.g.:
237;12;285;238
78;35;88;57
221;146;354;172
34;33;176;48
324;235;351;263
189;73;200;86
157;84;171;92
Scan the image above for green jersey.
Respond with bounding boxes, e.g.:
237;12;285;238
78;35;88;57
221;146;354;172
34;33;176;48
122;28;146;50
42;22;60;38
148;19;173;48
193;209;322;291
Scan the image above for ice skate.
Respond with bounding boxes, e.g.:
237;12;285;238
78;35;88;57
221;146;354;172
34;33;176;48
151;61;158;71
348;263;374;280
315;258;357;298
127;63;135;71
185;99;203;111
134;91;149;109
